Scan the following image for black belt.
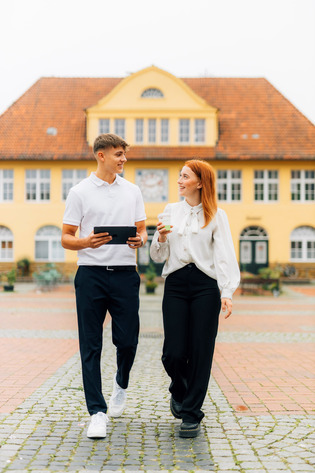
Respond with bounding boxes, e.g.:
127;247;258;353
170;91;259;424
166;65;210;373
104;265;136;271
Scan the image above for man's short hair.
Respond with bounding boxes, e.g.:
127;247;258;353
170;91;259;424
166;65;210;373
93;134;130;154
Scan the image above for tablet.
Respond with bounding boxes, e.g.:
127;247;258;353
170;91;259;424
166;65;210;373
94;226;137;245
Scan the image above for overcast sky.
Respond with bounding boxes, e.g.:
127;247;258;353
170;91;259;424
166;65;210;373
1;0;314;124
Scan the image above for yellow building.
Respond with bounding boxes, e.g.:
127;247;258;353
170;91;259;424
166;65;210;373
0;66;314;277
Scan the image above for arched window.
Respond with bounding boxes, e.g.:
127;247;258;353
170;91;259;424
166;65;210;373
240;226;268;239
0;226;13;261
290;226;315;261
35;225;64;262
141;88;164;98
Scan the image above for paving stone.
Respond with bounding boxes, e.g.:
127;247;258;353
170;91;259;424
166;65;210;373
1;285;315;473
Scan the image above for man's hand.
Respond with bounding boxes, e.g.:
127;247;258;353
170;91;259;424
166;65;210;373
62;224;113;251
87;231;112;248
127;232;143;249
221;298;232;319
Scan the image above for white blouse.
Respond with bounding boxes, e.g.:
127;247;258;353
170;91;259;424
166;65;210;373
150;200;240;300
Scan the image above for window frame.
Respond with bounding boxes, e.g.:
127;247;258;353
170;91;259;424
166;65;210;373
291;170;315;202
194;119;206;143
0;169;14;202
99;119;110;134
290;226;315;262
179;119;190;144
217;170;242;202
35;226;64;262
114;119;126;139
135;119;144;144
141;88;164;98
25;169;51;202
0;226;14;262
254;170;279;202
148;119;157;144
160;119;169;143
62;169;87;201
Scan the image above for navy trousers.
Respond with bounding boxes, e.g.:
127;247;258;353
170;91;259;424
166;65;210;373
74;266;140;415
162;263;221;423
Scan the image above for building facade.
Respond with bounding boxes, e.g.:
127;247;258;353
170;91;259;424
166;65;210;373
0;66;314;277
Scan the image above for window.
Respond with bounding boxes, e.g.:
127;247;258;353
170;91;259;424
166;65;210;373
148;119;156;143
291;170;315;201
179;119;190;143
217;170;242;201
161;119;169;143
290;226;315;261
195;119;205;143
62;169;87;200
135;119;144;143
99;119;110;134
135;169;168;202
46;127;57;136
114;119;125;139
0;170;13;201
254;170;278;201
141;88;164;98
0;226;13;261
25;170;50;201
35;226;64;262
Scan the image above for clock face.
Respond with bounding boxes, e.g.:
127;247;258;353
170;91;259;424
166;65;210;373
136;169;168;202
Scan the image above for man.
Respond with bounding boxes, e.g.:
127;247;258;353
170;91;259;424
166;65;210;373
61;133;147;439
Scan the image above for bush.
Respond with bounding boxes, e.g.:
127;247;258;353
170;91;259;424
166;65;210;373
258;267;281;293
145;263;157;282
6;268;16;285
258;267;281;279
145;264;158;293
17;258;30;276
33;264;61;291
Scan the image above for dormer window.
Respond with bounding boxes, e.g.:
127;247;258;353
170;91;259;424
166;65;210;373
141;88;164;98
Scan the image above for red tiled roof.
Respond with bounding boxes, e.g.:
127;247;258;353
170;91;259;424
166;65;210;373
0;76;314;161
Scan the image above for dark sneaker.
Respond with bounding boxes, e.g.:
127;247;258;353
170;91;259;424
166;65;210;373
170;396;182;419
179;421;200;438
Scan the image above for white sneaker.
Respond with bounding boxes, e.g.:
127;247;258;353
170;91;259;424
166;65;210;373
86;412;108;438
108;373;127;417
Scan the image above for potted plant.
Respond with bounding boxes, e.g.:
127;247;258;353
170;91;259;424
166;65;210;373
3;268;16;292
32;263;62;291
17;257;30;277
145;264;158;294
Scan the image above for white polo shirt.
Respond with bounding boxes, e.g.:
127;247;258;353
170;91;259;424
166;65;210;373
63;173;146;266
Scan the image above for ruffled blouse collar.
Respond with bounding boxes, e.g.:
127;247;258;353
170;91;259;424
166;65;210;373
178;200;203;235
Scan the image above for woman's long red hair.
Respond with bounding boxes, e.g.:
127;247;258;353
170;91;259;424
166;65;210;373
185;159;217;228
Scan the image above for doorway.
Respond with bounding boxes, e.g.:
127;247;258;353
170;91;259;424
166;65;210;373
239;226;269;274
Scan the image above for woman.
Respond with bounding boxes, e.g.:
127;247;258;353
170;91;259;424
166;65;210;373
150;159;240;438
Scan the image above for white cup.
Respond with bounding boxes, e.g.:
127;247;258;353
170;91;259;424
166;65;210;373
158;212;171;231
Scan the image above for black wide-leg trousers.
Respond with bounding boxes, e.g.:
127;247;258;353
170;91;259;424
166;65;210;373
162;263;221;423
74;266;140;415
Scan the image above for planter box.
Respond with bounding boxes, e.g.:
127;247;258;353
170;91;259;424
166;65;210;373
3;285;14;292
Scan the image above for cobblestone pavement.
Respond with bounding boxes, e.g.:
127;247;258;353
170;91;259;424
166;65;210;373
0;283;314;473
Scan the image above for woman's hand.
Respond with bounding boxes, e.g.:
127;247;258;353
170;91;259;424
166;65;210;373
221;298;232;319
157;222;172;243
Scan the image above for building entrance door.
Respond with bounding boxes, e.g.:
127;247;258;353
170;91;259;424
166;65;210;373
239;226;269;274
